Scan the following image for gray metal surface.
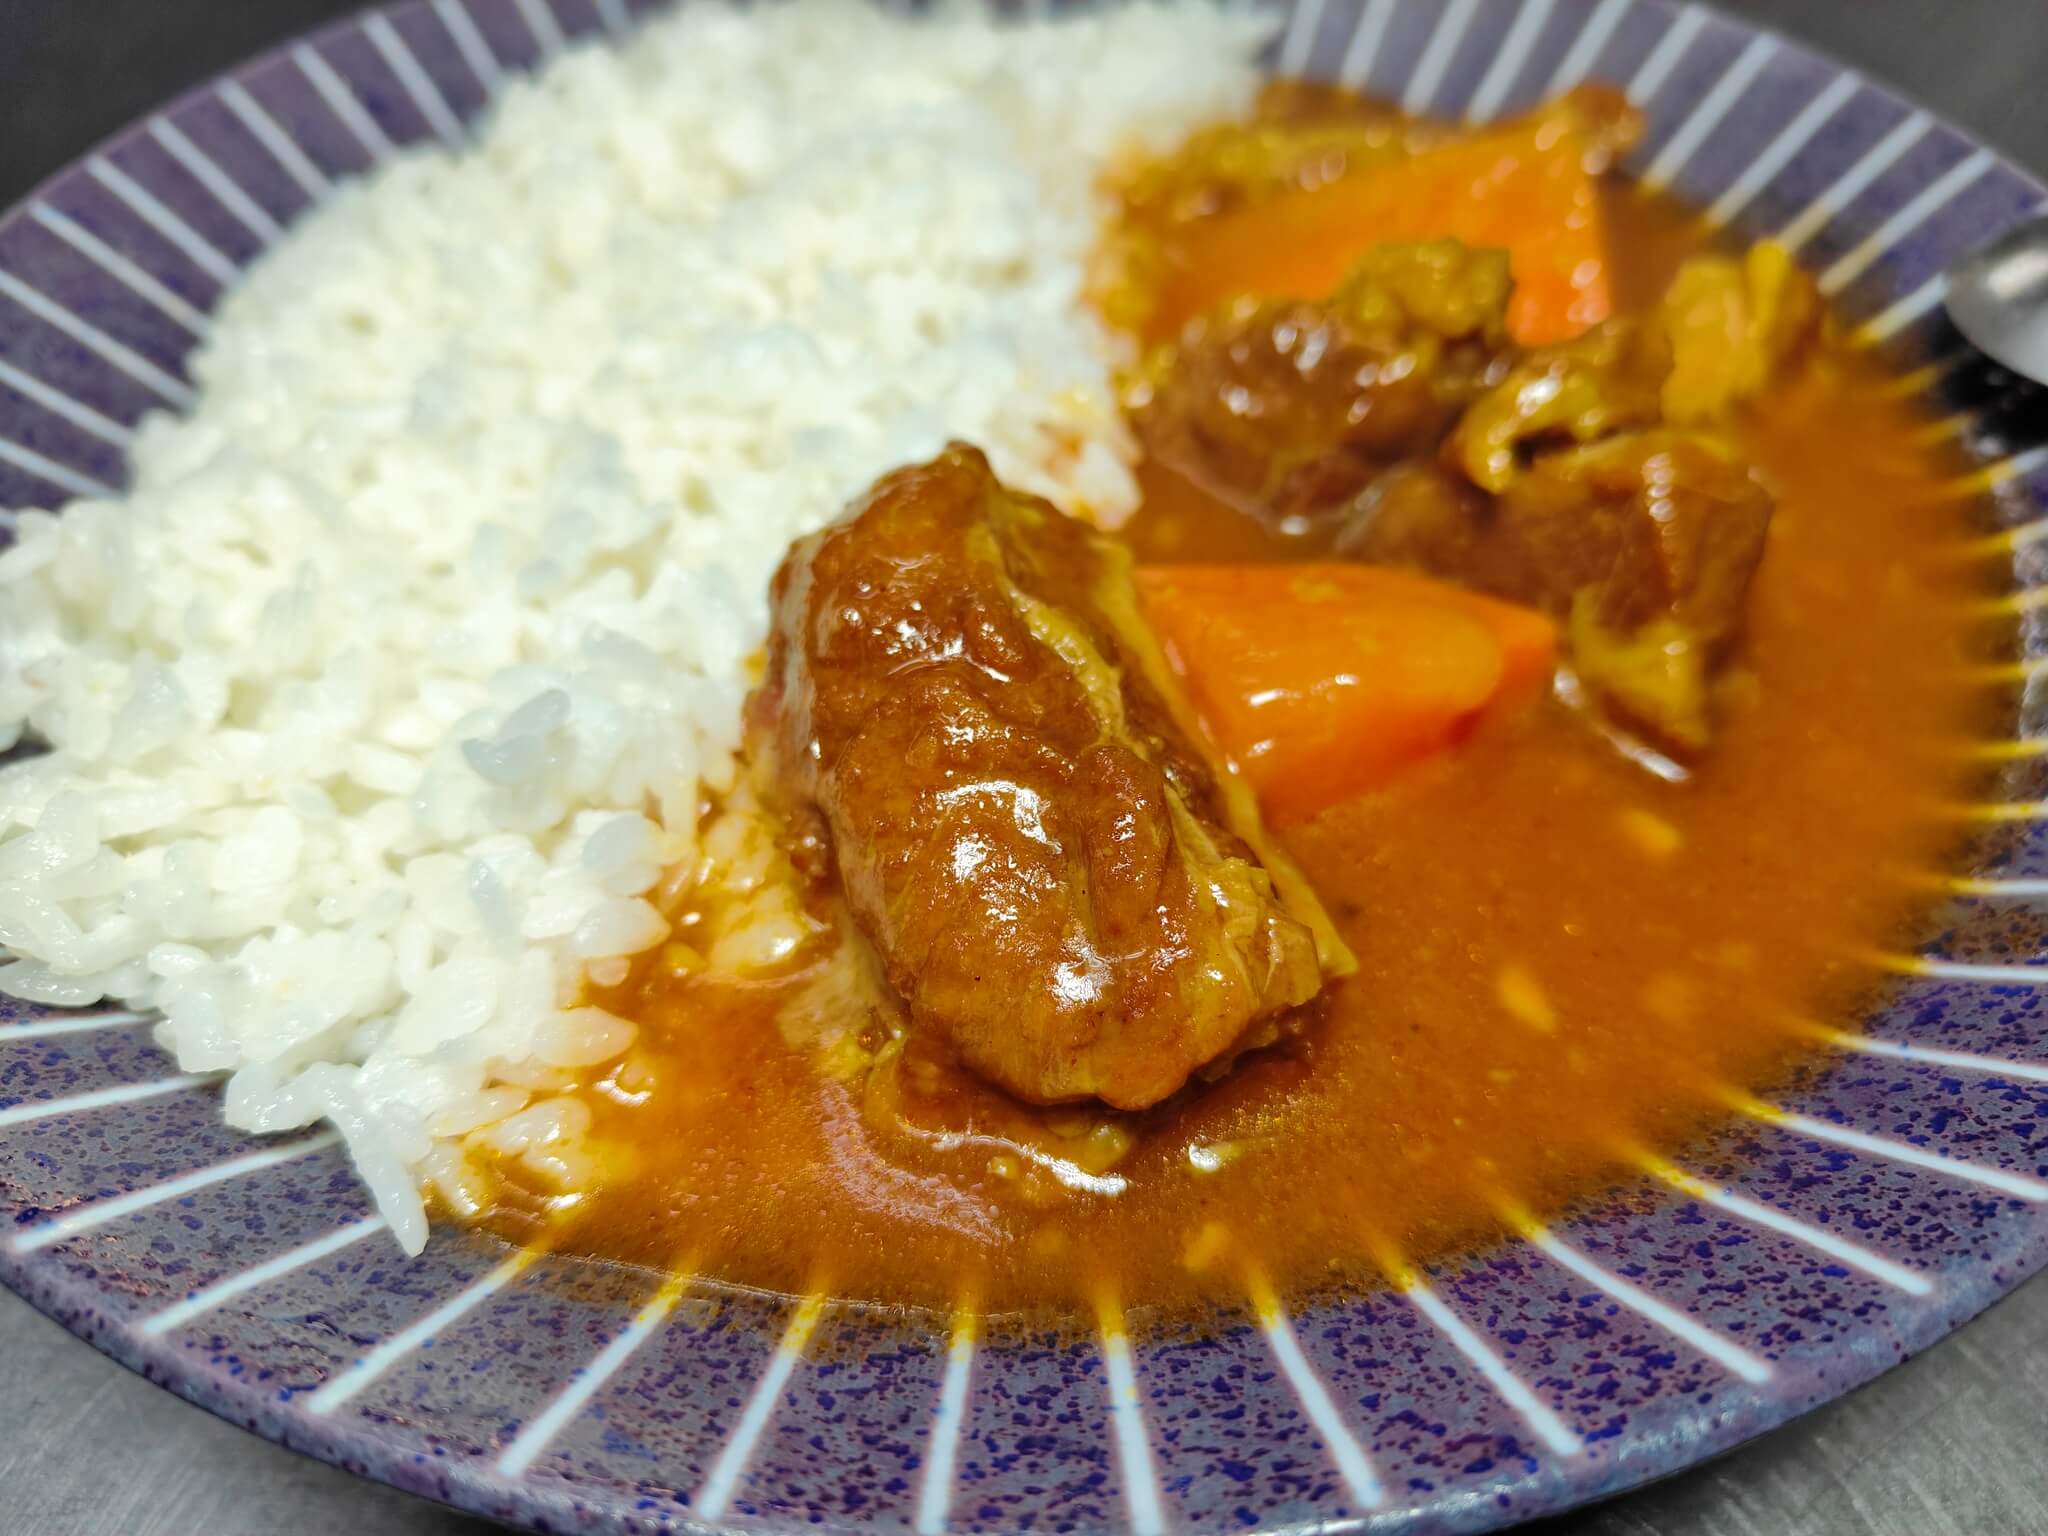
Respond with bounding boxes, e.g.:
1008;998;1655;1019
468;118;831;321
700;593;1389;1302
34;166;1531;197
1945;212;2048;386
1;2;2044;1533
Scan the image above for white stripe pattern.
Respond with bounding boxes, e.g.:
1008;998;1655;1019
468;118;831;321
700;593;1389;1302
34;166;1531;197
1338;0;1400;89
593;0;633;40
1705;73;1860;229
148;119;283;244
914;1321;976;1536
1403;0;1482;115
1624;4;1706;106
1274;0;1328;77
0;359;133;445
1942;878;2048;899
1905;958;2048;986
1983;444;2048;484
1776;110;1930;252
1465;0;1553;121
1832;1033;2048;1085
513;0;568;58
1545;0;1630;94
1100;1328;1166;1536
0;269;196;408
1854;270;1946;342
497;1280;686;1476
141;1216;388;1336
0;1009;152;1040
0;1073;215;1129
12;1130;342;1253
1526;1227;1775;1383
365;14;467;146
0;441;116;501
1652;1165;1933;1294
432;0;504;93
293;43;396;164
1819;147;1994;295
1256;1302;1385;1505
695;1295;826;1520
85;157;241;287
1405;1283;1581;1456
1766;1109;2048;1201
218;79;334;201
29;203;210;337
1861;198;2044;341
307;1250;536;1413
1641;33;1776;191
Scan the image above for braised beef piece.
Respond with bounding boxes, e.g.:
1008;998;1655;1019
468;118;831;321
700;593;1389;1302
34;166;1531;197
1136;240;1513;535
1336;428;1772;753
1332;461;1489;573
1151;232;1816;756
751;444;1347;1111
1498;433;1772;749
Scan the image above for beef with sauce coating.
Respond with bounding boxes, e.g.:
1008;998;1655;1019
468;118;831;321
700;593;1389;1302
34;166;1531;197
1134;240;1513;534
750;444;1348;1111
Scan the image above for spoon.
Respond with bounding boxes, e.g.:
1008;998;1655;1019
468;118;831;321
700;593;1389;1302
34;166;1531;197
1945;212;2048;385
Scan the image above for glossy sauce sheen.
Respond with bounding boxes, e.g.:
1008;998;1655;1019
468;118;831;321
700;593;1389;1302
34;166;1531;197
486;183;2002;1318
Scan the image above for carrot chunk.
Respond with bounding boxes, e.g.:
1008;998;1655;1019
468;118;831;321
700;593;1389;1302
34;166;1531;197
1137;564;1557;818
1152;118;1613;347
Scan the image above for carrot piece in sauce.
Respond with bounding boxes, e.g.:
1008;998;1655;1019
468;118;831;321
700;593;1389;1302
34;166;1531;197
1152;117;1614;347
1137;564;1557;818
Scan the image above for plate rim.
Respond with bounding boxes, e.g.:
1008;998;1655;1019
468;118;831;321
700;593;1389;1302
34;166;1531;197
2;1;2046;1533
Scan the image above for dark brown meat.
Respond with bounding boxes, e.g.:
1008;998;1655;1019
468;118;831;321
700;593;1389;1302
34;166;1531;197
1494;431;1773;749
1333;460;1490;572
1134;240;1512;535
1338;426;1772;753
752;444;1346;1110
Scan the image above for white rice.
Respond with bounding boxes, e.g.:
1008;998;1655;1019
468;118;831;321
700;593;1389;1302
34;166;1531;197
0;1;1264;1250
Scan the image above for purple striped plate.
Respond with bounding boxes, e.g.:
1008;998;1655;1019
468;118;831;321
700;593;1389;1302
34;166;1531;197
4;1;2048;1532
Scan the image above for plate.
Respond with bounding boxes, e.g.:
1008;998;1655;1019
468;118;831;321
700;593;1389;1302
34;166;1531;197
4;1;2048;1531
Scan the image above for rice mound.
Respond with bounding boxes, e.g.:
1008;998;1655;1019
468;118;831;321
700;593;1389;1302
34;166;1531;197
0;1;1264;1249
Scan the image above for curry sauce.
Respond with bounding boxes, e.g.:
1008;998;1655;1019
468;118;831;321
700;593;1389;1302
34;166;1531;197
474;107;2003;1320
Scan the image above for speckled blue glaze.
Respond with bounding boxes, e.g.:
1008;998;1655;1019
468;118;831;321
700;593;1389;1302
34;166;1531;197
4;1;2048;1532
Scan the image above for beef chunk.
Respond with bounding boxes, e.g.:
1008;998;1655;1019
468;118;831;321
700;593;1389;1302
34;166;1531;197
1340;426;1772;754
751;444;1346;1110
1333;460;1490;572
1135;240;1511;534
1497;431;1772;750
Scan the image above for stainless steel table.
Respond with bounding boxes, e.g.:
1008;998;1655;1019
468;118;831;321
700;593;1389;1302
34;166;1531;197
2;3;2044;1533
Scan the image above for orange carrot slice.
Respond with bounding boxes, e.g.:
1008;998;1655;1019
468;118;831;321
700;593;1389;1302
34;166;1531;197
1137;564;1557;819
1152;119;1613;347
